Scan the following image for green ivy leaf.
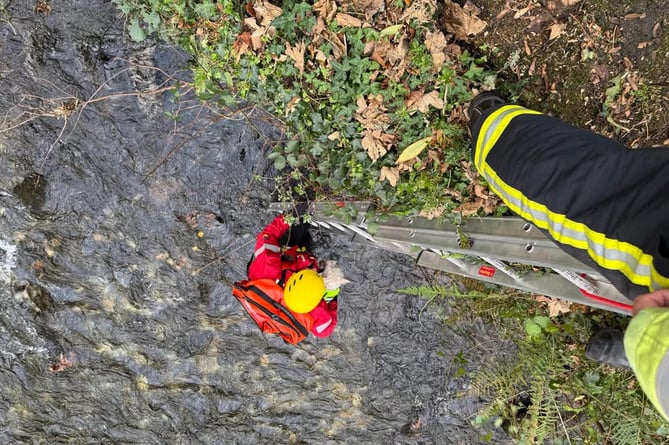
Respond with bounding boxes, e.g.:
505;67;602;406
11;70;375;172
285;140;299;153
532;315;551;329
128;18;145;42
524;318;542;338
273;154;286;171
115;2;133;15
223;72;234;89
194;1;217;19
142;11;161;30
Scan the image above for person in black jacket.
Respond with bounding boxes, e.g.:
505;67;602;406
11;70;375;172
467;92;669;420
469;92;669;299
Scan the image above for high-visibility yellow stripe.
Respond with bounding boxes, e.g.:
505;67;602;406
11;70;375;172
475;105;541;169
476;106;669;291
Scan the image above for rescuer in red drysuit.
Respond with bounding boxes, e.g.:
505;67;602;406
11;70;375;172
248;213;338;337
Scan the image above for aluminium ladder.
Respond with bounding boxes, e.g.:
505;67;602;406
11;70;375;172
270;201;634;315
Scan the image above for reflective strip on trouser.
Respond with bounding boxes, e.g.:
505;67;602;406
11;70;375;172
474;105;669;291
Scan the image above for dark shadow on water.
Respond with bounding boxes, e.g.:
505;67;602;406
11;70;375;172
13;173;47;214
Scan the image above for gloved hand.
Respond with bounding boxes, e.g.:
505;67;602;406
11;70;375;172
292;202;311;219
323;288;340;303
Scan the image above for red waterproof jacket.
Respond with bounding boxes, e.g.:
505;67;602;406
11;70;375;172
248;215;338;337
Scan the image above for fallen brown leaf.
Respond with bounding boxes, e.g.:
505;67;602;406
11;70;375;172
496;1;512;20
443;0;487;40
362;129;396;161
355;94;391;128
624;12;647;20
547;22;566;40
314;48;327;62
523;38;531;55
366;36;410;81
405;90;444;114
379;165;401;186
285;96;301;115
455;200;482;216
513;6;530;19
419;205;446;219
590;64;609;85
311;16;348;60
535;295;572;317
424;30;448;71
444;188;463;201
232;32;252;62
336;12;366;27
460;160;477;183
351;0;385;20
253;0;282;27
284;41;306;74
314;0;337;21
473;183;486;198
482;194;499;214
244;2;282;52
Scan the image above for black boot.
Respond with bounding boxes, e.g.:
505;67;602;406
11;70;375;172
468;92;506;160
585;328;630;369
468;91;506;132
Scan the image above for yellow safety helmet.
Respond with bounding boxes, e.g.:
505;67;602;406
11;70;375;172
284;269;325;314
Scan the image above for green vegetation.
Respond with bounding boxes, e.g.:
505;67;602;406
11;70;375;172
403;283;669;444
112;0;497;218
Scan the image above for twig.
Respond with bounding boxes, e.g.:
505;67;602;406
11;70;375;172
552;391;573;445
143;119;213;178
40;118;69;168
194;238;255;274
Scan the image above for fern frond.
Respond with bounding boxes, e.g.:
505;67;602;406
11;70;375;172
609;418;642;445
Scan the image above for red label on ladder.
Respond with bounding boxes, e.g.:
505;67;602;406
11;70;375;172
478;265;496;277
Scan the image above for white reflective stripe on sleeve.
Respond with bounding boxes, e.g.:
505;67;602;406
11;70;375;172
656;350;669;419
254;243;281;258
314;318;332;334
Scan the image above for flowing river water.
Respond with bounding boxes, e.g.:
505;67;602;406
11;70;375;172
0;1;511;443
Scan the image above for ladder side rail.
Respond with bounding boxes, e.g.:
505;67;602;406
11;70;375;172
416;251;632;315
372;226;595;272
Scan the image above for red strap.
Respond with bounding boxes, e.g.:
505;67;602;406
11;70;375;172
578;274;633;312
